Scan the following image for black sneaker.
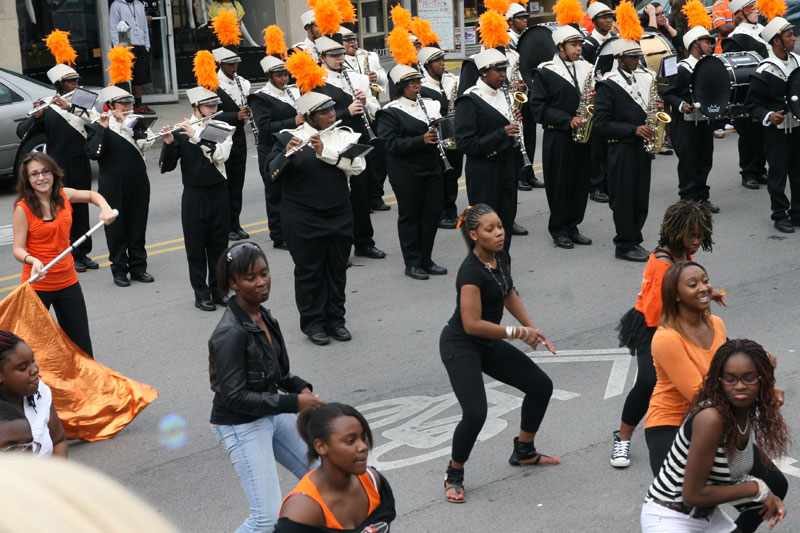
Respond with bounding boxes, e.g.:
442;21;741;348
610;430;631;468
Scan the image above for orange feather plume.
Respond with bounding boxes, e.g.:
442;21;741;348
314;0;343;36
193;50;219;91
285;50;327;94
554;0;585;25
210;8;242;46
388;27;417;65
485;0;511;14
263;25;287;58
756;0;787;21
44;30;77;66
391;4;413;31
107;45;134;85
411;17;440;46
307;0;317;7
479;10;511;48
335;0;357;23
616;1;643;42
682;0;712;29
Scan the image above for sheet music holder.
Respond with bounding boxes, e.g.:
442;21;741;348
70;87;98;110
125;115;158;132
338;143;374;159
437;116;455;143
199;122;233;143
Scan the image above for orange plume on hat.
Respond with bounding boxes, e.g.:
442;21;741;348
193;50;219;91
107;45;135;85
682;0;712;29
44;30;77;66
391;4;413;32
388;27;417;65
314;0;343;36
411;17;439;46
285;50;327;94
485;0;511;13
554;0;585;26
334;0;357;23
264;25;288;58
756;0;787;21
616;1;643;42
210;8;242;46
479;10;511;48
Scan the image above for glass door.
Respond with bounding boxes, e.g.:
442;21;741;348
142;0;178;102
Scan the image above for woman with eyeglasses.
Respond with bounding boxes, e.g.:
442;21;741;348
0;330;66;457
208;242;324;532
12;152;116;358
375;65;446;280
642;339;789;531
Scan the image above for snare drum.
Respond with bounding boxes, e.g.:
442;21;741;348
691;51;761;119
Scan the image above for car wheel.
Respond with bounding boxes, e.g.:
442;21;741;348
13;133;47;179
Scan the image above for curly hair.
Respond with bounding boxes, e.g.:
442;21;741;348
657;200;714;256
688;339;791;464
16;152;65;220
458;203;497;251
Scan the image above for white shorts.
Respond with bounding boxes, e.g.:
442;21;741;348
640;498;736;533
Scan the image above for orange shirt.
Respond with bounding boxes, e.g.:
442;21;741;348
645;315;727;429
17;190;78;292
712;0;734;53
281;469;381;530
633;252;693;327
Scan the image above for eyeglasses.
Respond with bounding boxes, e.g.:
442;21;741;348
406;80;422;87
226;242;261;263
719;375;761;387
1;441;41;454
28;169;53;179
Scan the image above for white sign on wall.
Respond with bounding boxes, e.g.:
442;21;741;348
417;0;456;51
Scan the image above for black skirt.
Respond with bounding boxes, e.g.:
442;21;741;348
617;307;656;355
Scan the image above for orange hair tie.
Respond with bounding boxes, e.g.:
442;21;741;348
456;205;473;229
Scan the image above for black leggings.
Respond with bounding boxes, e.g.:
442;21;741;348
620;337;657;428
441;333;553;464
645;426;789;533
36;281;93;358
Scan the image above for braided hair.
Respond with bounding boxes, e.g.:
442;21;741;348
687;339;791;464
458;203;496;251
0;330;23;367
657;200;714;256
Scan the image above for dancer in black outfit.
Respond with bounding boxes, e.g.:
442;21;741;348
439;203;557;504
376;65;446;281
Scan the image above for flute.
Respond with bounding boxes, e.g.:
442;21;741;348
27;90;76;115
417;96;454;172
234;74;259;145
285;120;342;157
341;70;377;141
145;111;222;141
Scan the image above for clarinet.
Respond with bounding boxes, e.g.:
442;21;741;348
501;82;533;168
234;74;259;145
341;69;377;141
417;96;454;172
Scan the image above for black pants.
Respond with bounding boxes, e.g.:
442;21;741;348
519;101;537;184
258;146;283;243
440;149;463;221
589;127;607;194
389;170;442;268
645;426;788;533
465;155;518;251
36;282;93;357
57;154;92;258
620;334;657;428
734;116;767;182
98;172;150;276
282;201;353;335
369;140;388;207
181;183;230;301
226;139;247;232
350;170;375;249
673;118;714;202
763;127;800;222
440;329;553;464
542;130;590;239
606;143;651;251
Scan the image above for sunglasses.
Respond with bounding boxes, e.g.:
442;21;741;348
226;242;261;263
1;441;41;454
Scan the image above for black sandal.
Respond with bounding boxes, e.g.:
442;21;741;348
444;463;466;503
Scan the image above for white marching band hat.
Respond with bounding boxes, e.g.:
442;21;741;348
389;64;423;84
315;36;346;55
683;26;714;50
295;92;336;115
409;33;420;43
418;46;445;65
474;48;510;70
212;47;241;64
587;2;614;19
260;55;288;74
300;10;315;27
99;85;134;104
506;3;528;18
728;0;757;14
340;26;357;39
552;26;584;46
612;38;644;57
47;64;80;84
762;17;793;43
187;86;222;106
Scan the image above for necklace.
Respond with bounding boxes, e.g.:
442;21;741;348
736;417;749;435
479;253;509;295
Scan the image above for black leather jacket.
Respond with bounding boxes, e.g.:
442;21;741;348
208;299;311;425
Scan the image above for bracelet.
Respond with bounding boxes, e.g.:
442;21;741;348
505;326;513;339
753;477;769;503
23;254;31;265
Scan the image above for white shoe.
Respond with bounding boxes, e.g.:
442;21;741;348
610;430;631;468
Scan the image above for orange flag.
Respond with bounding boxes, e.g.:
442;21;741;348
0;283;158;441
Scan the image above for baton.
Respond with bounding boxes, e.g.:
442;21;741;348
28;209;119;284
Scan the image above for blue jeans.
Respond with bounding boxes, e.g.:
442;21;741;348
212;413;314;533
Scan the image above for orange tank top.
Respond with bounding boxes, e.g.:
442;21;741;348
16;190;78;292
280;469;381;530
633;251;693;327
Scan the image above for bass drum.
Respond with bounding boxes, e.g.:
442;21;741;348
691;51;761;119
787;68;800;117
721;34;768;59
517;22;588;89
639;32;675;76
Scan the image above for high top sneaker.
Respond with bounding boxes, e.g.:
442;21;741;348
610;430;631;468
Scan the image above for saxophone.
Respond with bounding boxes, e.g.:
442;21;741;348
572;68;595;144
442;72;459;150
360;50;383;96
643;70;671;155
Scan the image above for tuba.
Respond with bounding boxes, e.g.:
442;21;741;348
644;70;671;154
572;67;595;143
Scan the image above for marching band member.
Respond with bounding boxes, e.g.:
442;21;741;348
746;14;800;234
455;48;520;251
314;36;386;260
268;91;365;346
530;26;593;250
506;2;529;51
582;2;616;64
159;77;233;312
662;10;719;212
728;0;769;190
594;3;660;263
419;46;464;230
294;10;321;61
17;31;100;273
85;84;156;287
376;65;447;280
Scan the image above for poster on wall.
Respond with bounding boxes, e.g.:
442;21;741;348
417;0;456;50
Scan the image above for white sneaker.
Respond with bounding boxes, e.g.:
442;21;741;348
610;430;631;468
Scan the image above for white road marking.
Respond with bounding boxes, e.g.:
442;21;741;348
776;456;800;479
529;349;632;399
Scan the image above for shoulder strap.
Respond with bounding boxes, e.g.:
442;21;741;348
653;247;675;262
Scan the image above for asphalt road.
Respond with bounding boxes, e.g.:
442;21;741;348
1;103;798;532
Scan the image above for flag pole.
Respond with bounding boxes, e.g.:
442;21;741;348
28;209;118;284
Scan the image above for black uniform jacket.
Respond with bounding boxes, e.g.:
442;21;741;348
594;75;648;144
661;60;693;112
375;105;440;176
312;83;371;140
249;91;297;164
158;131;226;187
17;106;89;159
216;88;246;144
746;63;795;124
582;35;602;64
85;122;147;177
454;93;515;162
530;68;581;130
208;298;311;425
